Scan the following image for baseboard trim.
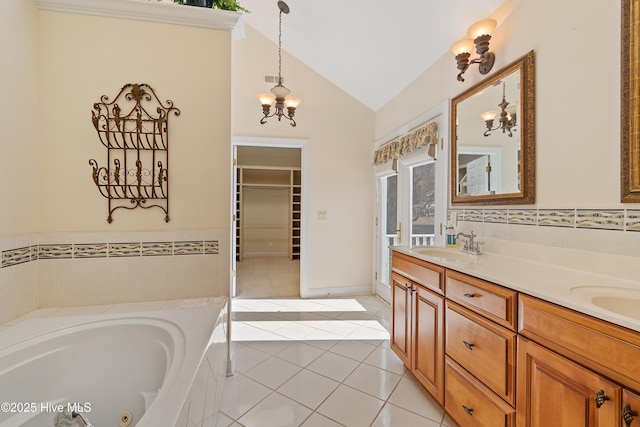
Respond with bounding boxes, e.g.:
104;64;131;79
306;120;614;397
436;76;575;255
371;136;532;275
301;285;373;299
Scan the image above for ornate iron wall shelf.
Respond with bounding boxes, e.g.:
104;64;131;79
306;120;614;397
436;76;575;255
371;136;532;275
89;83;180;223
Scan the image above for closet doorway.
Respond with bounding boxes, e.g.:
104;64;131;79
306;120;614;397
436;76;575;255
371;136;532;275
233;144;302;298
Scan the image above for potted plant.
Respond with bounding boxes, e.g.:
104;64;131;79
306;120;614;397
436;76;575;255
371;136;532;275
173;0;249;12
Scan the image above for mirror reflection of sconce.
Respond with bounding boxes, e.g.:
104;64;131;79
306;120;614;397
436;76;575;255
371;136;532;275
450;19;497;82
482;81;518;137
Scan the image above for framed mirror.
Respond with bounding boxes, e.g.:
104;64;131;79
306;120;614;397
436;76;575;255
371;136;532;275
451;50;535;205
621;0;640;202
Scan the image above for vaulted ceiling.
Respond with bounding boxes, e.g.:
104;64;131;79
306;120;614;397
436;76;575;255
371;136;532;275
240;0;507;111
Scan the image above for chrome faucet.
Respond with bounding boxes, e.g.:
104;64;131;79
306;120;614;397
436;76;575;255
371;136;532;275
54;409;95;427
457;230;484;255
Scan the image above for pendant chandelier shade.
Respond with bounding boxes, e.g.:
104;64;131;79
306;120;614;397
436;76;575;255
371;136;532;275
258;1;300;127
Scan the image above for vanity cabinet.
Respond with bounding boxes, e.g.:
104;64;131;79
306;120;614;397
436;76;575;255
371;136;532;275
390;249;640;427
445;357;516;427
444;271;517;427
517;294;640;427
391;253;445;404
517;336;620;427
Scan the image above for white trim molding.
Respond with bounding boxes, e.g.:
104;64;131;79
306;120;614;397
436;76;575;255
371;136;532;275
36;0;245;39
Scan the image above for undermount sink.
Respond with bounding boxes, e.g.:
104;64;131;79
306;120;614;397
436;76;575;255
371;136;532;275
412;247;475;261
570;286;640;320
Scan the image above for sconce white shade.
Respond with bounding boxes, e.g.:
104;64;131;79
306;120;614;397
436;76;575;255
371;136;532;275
467;18;497;39
450;38;475;55
284;96;301;108
258;93;276;105
481;110;498;121
271;83;291;99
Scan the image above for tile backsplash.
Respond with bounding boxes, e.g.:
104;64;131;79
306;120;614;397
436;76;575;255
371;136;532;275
450;208;640;258
452;208;640;231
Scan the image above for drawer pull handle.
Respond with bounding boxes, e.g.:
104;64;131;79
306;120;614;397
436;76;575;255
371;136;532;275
463;293;475;298
623;403;638;426
462;405;474;416
463;340;474;350
595;390;610;408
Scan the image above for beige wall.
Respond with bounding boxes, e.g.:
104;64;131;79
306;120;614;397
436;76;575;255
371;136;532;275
0;1;41;322
0;5;235;321
232;26;376;295
377;0;630;210
0;1;40;236
38;10;232;231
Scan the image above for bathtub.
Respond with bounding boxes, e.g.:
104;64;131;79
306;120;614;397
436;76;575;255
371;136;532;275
0;299;228;427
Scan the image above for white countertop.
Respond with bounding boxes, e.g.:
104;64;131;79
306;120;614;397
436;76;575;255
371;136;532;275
392;241;640;333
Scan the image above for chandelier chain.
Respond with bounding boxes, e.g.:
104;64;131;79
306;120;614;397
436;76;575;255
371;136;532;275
278;9;283;84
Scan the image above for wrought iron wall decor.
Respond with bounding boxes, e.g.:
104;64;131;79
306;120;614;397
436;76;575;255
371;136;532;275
89;83;180;223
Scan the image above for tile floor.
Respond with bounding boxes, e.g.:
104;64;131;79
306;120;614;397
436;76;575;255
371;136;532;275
222;295;457;427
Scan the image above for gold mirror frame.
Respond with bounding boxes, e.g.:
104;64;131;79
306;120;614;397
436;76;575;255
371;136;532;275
451;50;535;206
621;0;640;202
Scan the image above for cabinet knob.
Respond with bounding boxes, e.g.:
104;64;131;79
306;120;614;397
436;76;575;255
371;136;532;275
462;405;474;416
595;390;610;408
623;403;638;427
463;293;475;298
463;340;474;350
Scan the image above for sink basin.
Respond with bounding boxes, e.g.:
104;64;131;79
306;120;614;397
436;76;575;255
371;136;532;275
412;247;474;261
570;286;640;320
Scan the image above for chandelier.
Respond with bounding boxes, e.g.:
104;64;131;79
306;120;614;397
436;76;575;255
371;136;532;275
481;82;517;137
257;1;300;127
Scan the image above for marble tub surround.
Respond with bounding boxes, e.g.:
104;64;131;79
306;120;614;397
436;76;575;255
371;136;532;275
393;239;640;332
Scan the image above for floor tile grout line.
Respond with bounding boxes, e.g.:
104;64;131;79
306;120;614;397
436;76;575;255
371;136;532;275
226;296;446;427
230;339;444;426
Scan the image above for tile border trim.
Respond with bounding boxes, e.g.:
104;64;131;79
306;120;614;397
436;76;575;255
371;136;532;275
449;208;640;232
2;239;219;269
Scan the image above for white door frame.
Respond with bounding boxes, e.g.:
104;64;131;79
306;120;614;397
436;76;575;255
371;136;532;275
372;100;449;303
231;136;310;297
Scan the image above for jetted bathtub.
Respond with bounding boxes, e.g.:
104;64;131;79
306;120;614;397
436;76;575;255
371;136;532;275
0;299;228;427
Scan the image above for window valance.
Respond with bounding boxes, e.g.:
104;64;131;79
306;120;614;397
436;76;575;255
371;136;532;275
373;121;438;166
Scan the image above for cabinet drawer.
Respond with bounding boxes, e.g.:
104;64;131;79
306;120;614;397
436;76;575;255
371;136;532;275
446;270;517;330
445;357;516;427
446;302;516;406
392;252;444;293
518;294;640;392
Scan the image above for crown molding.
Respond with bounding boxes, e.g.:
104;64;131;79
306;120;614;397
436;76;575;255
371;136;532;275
35;0;245;39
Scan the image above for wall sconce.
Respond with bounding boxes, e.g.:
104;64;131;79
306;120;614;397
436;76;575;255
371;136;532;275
450;18;497;82
258;1;301;127
481;81;517;137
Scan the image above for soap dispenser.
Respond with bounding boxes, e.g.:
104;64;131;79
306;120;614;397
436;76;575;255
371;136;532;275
445;223;457;248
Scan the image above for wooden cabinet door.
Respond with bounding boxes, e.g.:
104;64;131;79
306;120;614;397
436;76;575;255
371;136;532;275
391;272;412;367
517;337;620;427
413;284;444;405
622;389;640;427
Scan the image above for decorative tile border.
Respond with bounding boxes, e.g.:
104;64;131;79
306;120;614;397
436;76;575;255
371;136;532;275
1;246;37;268
450;208;640;232
1;239;219;269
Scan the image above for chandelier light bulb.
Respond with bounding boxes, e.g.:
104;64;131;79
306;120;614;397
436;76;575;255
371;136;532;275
284;96;301;108
481;110;498;121
258;93;276;105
